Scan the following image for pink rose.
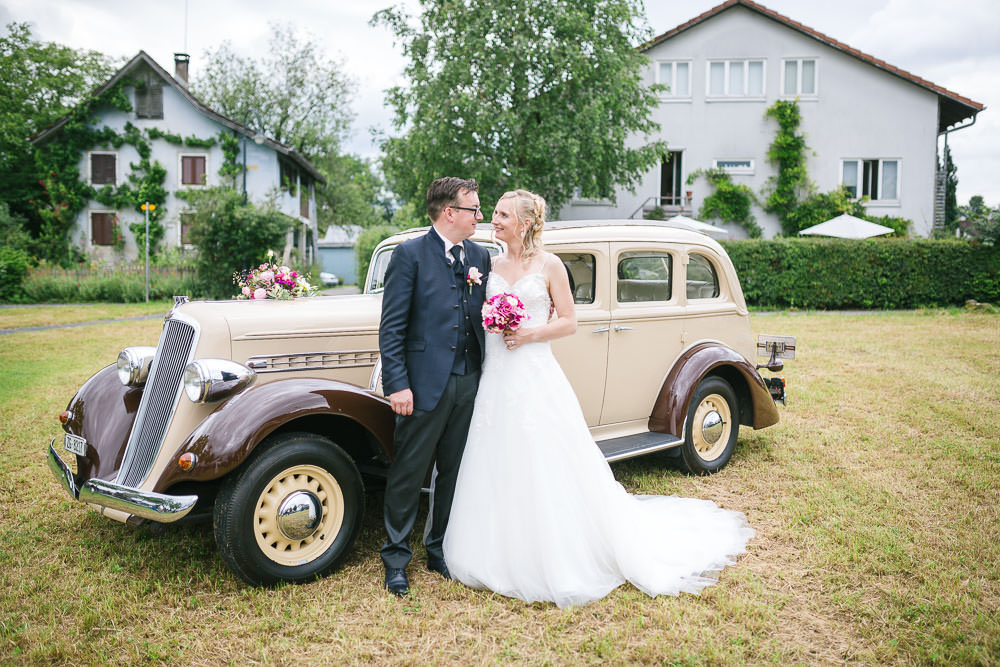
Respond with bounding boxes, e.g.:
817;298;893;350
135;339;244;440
242;286;251;296
259;270;274;284
253;287;267;300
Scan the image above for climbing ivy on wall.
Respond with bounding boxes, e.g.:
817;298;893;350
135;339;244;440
32;80;224;260
763;99;810;234
686;168;762;237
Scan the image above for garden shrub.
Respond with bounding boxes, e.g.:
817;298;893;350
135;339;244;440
0;246;32;302
20;265;200;303
356;225;400;287
721;238;1000;309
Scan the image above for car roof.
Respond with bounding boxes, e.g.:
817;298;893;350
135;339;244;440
376;220;728;253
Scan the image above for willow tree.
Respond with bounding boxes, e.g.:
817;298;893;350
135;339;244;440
373;0;666;215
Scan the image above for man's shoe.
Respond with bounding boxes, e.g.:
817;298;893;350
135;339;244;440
385;568;409;596
427;558;451;580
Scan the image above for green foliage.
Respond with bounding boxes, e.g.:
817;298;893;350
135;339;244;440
959;195;1000;246
644;206;667;220
687;168;761;237
191;23;354;158
0;201;33;254
781;186;866;235
147;127;183;144
314;153;390;231
763;100;809;232
18;264;200;302
0;245;32;302
355;225;400;286
0;22;117;225
183;134;216;148
940;145;958;233
721;238;1000;309
373;0;666;214
217;131;242;185
181;187;291;298
864;214;910;238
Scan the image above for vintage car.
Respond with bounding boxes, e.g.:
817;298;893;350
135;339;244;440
48;219;794;586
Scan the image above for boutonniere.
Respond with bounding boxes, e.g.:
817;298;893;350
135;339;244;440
466;266;482;293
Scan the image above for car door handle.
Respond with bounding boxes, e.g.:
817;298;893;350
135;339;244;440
614;326;634;332
591;327;610;334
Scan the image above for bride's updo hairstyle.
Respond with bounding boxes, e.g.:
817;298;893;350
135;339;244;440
499;189;546;263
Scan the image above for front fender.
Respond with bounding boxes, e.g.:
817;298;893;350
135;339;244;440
64;364;143;484
649;344;779;436
155;378;395;492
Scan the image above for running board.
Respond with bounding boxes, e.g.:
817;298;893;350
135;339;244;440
596;432;683;462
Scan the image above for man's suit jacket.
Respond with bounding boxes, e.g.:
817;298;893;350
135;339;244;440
379;227;492;412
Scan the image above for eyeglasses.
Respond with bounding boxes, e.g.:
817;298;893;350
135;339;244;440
449;205;482;215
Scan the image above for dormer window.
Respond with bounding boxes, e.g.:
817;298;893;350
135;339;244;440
135;84;163;119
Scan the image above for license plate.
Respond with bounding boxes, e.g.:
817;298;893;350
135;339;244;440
64;433;87;456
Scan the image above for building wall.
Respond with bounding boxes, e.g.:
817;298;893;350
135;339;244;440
73;74;317;261
559;5;940;237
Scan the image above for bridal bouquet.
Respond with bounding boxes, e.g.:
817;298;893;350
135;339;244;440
234;252;319;300
482;292;529;333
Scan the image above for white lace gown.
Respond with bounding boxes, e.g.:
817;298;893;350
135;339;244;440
442;271;755;608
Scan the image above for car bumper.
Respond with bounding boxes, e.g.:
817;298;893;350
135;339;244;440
47;440;197;523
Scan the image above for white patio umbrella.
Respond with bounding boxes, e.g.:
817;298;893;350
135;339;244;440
798;213;894;239
666;215;729;239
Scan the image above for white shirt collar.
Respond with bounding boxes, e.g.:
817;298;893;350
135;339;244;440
441;237;464;262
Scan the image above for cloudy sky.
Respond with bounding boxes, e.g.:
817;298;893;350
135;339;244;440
3;0;997;205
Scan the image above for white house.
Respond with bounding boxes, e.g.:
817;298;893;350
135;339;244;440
559;0;984;238
31;51;325;262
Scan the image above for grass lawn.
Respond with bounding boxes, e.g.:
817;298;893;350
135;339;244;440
0;310;997;664
0;300;173;331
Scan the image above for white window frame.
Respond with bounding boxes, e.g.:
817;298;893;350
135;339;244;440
87;151;118;187
712;159;755;175
88;209;117;247
177;153;210;188
781;57;819;98
655;59;693;100
705;58;766;100
840;158;901;204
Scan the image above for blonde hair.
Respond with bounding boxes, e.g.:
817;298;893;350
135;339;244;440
498;189;546;262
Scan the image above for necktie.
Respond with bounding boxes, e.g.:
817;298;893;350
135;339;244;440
450;244;464;276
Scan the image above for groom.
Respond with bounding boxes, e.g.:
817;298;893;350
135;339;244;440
378;177;491;596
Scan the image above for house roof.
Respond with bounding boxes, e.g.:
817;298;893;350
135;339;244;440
640;0;984;132
31;51;326;184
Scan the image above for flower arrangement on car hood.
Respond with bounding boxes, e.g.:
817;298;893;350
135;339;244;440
234;253;319;300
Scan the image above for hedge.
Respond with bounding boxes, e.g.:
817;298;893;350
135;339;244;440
17;265;201;303
720;238;1000;309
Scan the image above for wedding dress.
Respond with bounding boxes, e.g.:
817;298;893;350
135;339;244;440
442;270;755;608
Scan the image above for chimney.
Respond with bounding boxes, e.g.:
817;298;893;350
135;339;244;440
174;53;190;87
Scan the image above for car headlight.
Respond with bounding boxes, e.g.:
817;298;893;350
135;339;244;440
117;347;157;386
183;359;256;403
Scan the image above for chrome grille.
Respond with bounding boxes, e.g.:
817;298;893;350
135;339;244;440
116;319;196;488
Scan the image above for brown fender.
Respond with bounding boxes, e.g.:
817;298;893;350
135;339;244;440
63;364;143;483
649;344;779;436
155;378;395;492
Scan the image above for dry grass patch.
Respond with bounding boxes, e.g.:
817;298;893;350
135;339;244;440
1;310;998;664
0;300;172;331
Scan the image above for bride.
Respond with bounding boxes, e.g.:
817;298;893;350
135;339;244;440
442;189;755;608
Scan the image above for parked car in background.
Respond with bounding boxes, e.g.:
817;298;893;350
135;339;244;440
48;220;793;586
319;271;340;287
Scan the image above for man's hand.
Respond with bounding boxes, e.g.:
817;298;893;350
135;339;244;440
389;388;414;416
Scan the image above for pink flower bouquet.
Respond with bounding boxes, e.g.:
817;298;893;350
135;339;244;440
482;292;529;334
234;255;319;300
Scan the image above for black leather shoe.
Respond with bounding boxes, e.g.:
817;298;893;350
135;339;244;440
385;568;409;596
427;558;451;580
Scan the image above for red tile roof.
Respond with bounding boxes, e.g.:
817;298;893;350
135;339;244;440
641;0;983;128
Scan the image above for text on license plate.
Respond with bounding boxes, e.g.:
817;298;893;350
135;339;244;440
64;433;87;456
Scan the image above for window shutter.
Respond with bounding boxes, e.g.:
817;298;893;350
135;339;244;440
92;213;114;245
182;156;206;185
136;85;164;119
91;154;116;185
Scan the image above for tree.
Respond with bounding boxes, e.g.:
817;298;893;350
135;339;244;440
182;187;292;298
312;153;391;231
191;23;354;158
959;195;1000;246
372;0;667;215
0;23;116;223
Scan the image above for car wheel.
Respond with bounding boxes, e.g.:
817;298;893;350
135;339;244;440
677;376;739;475
213;431;365;586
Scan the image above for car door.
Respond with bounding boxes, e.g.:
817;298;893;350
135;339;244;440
601;243;684;427
549;244;610;427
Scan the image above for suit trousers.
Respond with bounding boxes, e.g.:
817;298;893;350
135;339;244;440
381;371;480;569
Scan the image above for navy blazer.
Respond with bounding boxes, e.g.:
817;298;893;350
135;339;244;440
379;228;492;412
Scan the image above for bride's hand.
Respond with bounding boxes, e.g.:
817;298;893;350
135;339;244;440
503;328;531;350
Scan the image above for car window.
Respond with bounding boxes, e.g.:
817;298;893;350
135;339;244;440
555;253;596;304
686;253;720;299
617;251;672;302
366;242;502;294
